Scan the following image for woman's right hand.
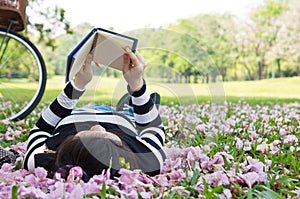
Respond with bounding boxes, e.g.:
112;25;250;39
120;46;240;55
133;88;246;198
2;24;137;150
74;54;93;90
122;48;146;92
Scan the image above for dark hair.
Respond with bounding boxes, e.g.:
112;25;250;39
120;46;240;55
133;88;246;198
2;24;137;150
52;131;139;181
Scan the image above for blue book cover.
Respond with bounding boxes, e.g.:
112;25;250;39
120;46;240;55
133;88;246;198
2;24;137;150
66;28;138;82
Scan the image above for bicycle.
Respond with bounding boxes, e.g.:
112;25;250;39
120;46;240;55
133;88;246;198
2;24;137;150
0;0;47;121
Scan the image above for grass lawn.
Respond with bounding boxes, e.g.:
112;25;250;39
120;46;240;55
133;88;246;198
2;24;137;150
0;76;299;198
42;76;300;106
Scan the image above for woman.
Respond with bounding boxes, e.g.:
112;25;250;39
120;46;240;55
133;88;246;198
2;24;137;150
23;48;166;181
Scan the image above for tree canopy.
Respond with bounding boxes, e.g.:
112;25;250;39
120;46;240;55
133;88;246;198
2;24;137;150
26;0;300;82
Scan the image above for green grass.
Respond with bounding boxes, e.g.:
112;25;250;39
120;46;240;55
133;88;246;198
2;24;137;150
43;76;300;105
2;75;300;106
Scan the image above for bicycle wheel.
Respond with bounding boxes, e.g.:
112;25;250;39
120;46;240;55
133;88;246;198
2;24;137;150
0;27;46;121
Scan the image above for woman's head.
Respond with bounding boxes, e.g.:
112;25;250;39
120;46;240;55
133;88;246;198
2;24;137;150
53;125;139;180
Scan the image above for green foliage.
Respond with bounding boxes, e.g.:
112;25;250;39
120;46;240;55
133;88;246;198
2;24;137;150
252;0;289;26
11;185;18;199
26;0;300;81
26;0;73;49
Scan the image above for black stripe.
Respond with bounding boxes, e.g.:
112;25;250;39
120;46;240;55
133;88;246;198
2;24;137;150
50;99;72;118
23;141;45;170
127;80;146;97
64;81;84;99
55;120;137;138
141;130;164;146
47;120;138;150
133;100;154;115
27;134;50;150
141;137;160;150
141;137;167;160
36;117;55;133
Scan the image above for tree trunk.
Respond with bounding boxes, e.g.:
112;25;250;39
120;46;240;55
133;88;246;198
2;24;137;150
276;58;281;78
205;75;209;83
220;67;226;82
258;61;263;80
234;62;238;81
8;67;12;78
193;72;198;83
258;59;266;80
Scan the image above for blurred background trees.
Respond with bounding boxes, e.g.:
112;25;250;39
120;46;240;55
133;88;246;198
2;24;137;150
25;0;300;82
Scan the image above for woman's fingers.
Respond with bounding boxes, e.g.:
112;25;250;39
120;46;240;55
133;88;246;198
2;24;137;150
135;51;146;69
122;53;131;74
123;47;146;75
125;47;139;66
83;54;93;71
136;51;145;65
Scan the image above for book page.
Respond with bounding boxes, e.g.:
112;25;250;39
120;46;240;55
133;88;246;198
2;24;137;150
68;28;137;81
93;30;135;70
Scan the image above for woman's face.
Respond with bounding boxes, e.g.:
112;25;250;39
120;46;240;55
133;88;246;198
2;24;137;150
76;124;122;146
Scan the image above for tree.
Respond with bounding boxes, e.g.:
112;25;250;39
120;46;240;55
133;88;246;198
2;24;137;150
248;0;288;79
275;0;300;76
26;0;73;49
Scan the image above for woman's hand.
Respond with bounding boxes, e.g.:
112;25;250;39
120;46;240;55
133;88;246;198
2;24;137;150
122;48;146;91
74;54;93;90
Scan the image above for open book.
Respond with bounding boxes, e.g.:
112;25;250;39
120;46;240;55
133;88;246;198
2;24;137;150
66;28;138;82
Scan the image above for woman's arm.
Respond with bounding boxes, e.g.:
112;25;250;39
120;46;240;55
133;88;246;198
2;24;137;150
129;82;165;146
24;54;93;171
33;54;93;133
123;49;165;148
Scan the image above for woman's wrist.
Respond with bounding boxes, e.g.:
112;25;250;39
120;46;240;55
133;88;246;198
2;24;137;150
127;79;146;96
128;78;144;92
71;79;86;92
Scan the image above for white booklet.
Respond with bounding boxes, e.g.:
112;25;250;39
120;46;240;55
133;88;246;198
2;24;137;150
66;28;138;81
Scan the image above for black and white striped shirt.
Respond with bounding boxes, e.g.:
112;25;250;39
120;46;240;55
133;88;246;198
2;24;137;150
23;80;166;176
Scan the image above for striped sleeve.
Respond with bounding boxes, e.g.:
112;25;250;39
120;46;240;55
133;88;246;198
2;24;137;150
35;80;85;134
23;127;51;171
129;82;165;148
23;80;85;170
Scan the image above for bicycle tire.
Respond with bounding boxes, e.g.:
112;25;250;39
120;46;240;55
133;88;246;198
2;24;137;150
0;27;47;121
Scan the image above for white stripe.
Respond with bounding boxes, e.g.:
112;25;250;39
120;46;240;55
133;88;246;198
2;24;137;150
134;107;158;124
56;114;138;135
131;90;150;106
140;133;163;149
57;92;78;109
42;108;61;127
71;108;103;114
136;136;164;168
25;144;47;171
31;125;39;131
26;137;47;156
27;131;51;146
140;127;165;143
42;114;55;128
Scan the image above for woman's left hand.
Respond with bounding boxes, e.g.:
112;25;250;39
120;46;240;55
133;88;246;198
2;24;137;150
122;48;146;91
74;54;93;90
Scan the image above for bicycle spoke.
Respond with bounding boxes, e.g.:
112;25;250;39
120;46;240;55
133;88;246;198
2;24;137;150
0;28;46;121
0;39;34;67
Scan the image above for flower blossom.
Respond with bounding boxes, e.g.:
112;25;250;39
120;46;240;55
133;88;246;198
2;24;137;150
239;172;259;188
283;135;298;144
204;171;229;186
67;166;83;182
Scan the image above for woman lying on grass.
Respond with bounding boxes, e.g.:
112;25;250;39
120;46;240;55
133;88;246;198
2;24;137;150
23;48;166;182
